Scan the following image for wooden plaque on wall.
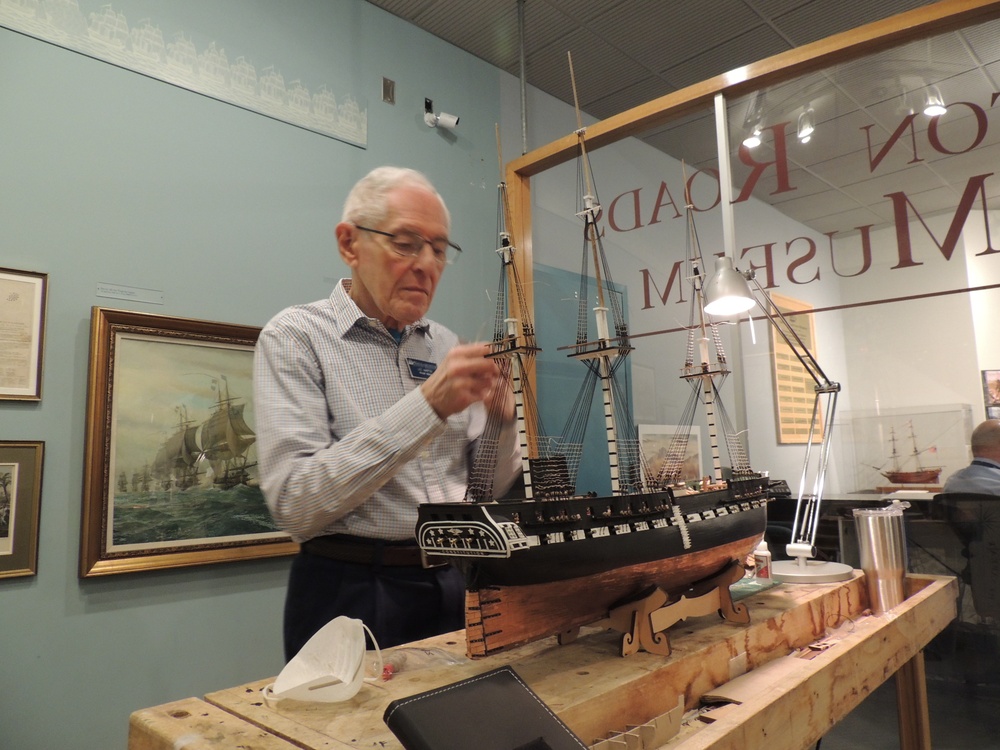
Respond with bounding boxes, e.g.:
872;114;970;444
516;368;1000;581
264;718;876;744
769;293;823;444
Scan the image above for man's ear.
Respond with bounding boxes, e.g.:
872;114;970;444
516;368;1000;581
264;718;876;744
336;223;359;268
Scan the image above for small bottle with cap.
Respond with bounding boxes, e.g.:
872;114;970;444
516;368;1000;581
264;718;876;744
754;540;772;579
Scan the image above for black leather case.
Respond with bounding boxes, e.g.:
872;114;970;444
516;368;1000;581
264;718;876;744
383;665;587;750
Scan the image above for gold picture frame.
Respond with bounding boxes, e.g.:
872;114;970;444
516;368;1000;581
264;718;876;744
0;441;44;579
0;266;48;401
80;307;297;577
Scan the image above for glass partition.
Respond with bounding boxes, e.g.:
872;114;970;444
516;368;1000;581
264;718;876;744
505;0;1000;728
719;16;1000;494
510;1;1000;572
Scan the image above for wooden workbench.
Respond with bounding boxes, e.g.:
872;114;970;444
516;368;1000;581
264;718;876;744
129;573;956;750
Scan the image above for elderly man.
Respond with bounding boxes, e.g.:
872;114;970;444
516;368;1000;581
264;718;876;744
254;166;521;660
942;419;1000;495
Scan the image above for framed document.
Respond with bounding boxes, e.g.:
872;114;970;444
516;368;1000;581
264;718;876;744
0;267;47;401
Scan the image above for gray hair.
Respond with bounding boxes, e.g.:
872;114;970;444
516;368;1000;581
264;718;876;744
341;166;450;230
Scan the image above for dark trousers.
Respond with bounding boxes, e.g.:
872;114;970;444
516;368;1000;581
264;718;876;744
283;547;466;662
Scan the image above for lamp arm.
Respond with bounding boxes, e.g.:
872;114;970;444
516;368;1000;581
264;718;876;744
746;274;832;388
788;387;839;552
745;273;842;558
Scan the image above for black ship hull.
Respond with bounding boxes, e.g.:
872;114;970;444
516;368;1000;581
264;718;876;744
416;476;770;588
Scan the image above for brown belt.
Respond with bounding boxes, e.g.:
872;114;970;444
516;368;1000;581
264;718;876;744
302;535;426;567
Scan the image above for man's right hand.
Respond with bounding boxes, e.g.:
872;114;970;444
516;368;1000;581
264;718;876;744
421;343;506;419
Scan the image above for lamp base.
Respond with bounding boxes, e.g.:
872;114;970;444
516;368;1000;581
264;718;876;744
771;558;854;584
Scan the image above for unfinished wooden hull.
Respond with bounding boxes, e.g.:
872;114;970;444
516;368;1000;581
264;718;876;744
464;529;763;656
880;468;941;484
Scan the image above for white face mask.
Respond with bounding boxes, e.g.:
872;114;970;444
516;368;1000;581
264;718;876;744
262;616;381;704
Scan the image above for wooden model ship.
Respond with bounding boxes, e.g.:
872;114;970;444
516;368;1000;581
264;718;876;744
417;131;778;658
877;421;941;485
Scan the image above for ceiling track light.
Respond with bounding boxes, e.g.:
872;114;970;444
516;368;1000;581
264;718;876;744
923;85;947;117
797;108;815;143
741;91;765;149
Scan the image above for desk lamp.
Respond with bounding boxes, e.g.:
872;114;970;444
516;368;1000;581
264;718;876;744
703;259;852;582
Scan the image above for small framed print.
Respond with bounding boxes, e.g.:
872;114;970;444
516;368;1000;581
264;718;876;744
0;441;44;579
638;424;703;486
0;267;47;401
982;370;1000;410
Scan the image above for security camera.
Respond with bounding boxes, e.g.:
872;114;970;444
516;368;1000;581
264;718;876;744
423;98;459;130
435;112;460;130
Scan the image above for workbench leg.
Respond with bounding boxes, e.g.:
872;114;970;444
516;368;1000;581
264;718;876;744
894;651;931;750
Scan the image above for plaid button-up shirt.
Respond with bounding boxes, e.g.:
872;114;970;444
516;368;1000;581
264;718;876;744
253;279;520;542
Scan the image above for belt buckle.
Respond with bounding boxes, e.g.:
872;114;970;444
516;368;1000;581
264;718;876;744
420;549;449;569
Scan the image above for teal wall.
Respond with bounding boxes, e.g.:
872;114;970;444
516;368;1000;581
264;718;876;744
0;3;503;748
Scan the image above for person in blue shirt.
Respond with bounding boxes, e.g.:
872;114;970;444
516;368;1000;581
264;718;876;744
942;419;1000;495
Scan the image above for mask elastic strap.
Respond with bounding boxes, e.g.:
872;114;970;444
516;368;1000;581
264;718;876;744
363;623;383;683
261;681;277;707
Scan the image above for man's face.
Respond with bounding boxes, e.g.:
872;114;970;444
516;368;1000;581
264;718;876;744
338;184;449;330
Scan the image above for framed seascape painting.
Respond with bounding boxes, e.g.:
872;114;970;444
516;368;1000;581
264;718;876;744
0;441;44;579
80;307;297;577
0;267;47;401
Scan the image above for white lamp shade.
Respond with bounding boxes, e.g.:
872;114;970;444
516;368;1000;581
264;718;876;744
704;256;756;315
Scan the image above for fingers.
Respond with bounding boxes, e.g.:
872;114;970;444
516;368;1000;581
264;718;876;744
421;343;507;419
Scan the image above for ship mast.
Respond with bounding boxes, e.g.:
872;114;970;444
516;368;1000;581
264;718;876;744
466;129;542;501
888;427;901;471
906;421;925;470
682;185;728;484
565;51;635;496
659;170;752;488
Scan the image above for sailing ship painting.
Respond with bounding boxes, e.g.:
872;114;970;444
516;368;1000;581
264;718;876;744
106;334;281;552
151;404;201;491
875;421;942;485
415;126;778;657
150;378;257;492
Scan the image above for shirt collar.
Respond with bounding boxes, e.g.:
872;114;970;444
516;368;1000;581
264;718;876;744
330;278;432;339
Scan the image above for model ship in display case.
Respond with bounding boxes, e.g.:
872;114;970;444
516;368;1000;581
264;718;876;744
416;126;783;657
876;421;942;485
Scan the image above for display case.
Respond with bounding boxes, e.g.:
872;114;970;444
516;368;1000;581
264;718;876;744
831;404;973;494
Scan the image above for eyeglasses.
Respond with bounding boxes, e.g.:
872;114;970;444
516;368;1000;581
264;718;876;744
354;225;462;265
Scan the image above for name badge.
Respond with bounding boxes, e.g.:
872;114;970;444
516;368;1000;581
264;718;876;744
406;358;437;380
